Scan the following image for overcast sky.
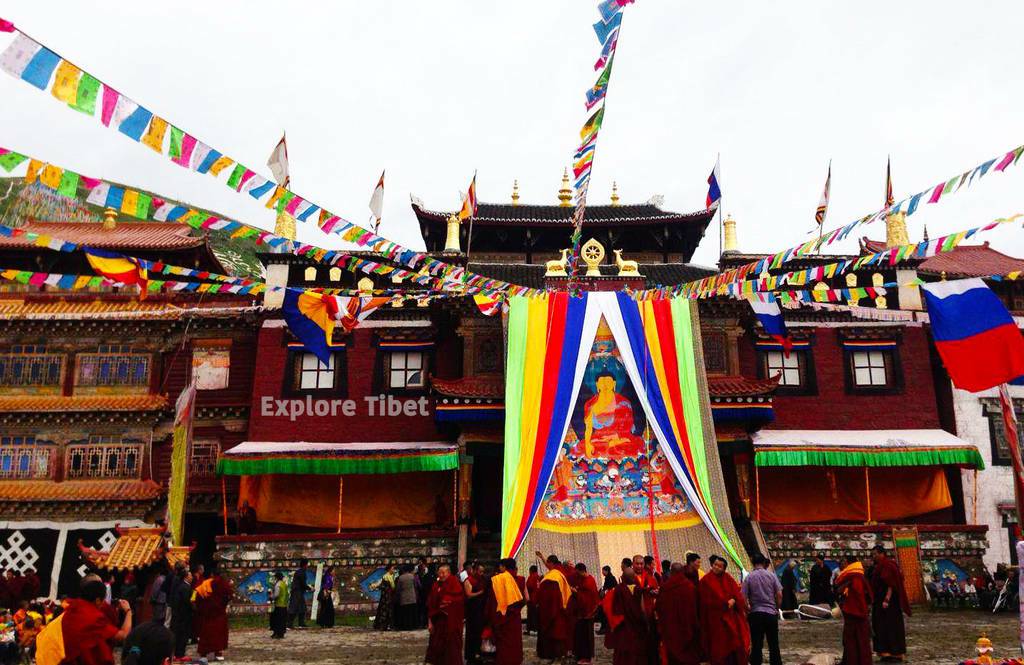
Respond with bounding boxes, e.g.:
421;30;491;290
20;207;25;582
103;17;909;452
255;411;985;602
1;1;1022;268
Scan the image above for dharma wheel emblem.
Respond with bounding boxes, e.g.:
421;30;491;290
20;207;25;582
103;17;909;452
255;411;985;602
581;238;605;276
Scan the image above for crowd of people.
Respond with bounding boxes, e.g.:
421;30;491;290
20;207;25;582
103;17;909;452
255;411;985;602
412;544;918;665
0;562;233;665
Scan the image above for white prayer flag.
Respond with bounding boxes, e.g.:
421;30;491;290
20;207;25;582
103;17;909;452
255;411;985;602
267;134;290;187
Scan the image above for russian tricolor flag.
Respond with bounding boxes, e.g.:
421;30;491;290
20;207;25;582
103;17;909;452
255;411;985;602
750;300;792;356
706;157;722;209
922;278;1024;392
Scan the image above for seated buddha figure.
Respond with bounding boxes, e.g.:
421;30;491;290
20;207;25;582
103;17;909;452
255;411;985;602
583;371;645;459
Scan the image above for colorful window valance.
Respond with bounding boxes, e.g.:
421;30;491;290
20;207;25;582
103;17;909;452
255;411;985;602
377;341;435;351
754;339;812;351
840;339;897;350
287;340;347;350
752;429;984;470
217;441;459;476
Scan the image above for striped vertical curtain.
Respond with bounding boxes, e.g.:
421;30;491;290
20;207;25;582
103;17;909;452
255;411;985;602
597;292;742;566
502;292;602;558
501;292;743;566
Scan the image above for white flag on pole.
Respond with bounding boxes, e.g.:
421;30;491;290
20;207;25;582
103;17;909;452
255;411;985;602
267;133;290;187
368;170;385;230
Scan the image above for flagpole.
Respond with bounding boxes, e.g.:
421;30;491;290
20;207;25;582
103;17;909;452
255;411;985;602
717;153;723;260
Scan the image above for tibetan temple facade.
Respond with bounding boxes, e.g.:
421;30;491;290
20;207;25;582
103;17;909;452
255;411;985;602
0;199;257;597
1;174;1020;609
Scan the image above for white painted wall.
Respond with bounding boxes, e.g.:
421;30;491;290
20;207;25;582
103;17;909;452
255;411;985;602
954;384;1020;571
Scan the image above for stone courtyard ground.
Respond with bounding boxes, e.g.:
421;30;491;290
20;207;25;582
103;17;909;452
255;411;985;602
222;610;1019;665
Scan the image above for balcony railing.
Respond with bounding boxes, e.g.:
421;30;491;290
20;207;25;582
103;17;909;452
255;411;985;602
65;443;142;479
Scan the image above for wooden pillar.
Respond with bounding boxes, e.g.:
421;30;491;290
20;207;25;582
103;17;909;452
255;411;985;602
221;476;229;535
336;475;344;534
754;465;761;521
864;467;872;524
973;468;978;525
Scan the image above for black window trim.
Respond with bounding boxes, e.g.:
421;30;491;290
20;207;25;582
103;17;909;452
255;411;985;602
755;340;818;396
842;344;904;395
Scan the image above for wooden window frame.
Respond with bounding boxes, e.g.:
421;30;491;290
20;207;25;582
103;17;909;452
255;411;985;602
843;346;903;395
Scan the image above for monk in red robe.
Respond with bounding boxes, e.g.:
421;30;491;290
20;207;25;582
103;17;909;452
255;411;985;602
610;569;648;665
535;554;571;661
699;556;750;665
55;576;133;665
485;558;526;665
570;563;600;665
632;555;660;665
602;558;635;651
657;562;701;665
426;565;465;665
194;565;232;659
525;566;541;635
869;546;911;662
835;556;873;665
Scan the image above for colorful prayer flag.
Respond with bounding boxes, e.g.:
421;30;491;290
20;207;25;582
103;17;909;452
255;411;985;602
20;45;60;90
141;116;169;153
0;34;41;80
70;73;100;115
458;173;478;222
580;107;604;141
85;248;147;287
593;12;622;45
56;170;79;198
50;60;81;104
0;18;15;32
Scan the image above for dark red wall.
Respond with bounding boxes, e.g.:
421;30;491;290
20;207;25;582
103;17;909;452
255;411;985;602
247;325;443;443
738;326;942;430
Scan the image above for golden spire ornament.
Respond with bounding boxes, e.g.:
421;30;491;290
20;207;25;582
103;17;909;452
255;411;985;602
610;181;620;206
558;168;573;207
511;179;520;206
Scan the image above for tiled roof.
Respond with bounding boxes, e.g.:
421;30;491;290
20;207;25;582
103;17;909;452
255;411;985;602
432;375;504;399
413;202;713;227
0;479;162;502
0;221;204;249
79;528;165;570
707;375;779;397
0;394;169;413
78;527;189;571
166;546;193;569
918;242;1024;278
0;299;258;320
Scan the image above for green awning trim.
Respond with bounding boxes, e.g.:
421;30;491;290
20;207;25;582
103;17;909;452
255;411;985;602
754;447;985;471
217;451;459;476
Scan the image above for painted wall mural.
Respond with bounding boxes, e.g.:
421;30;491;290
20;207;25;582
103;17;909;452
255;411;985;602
535;319;699;533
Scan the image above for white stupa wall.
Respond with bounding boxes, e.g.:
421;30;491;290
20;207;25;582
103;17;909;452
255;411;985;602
954;384;1021;571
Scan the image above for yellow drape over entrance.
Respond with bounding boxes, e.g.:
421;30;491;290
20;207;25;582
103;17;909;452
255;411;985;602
239;471;451;530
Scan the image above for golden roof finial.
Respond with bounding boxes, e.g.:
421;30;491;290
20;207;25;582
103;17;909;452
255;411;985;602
511;179;520;206
102;207;117;231
610;181;620;207
558;168;573;207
